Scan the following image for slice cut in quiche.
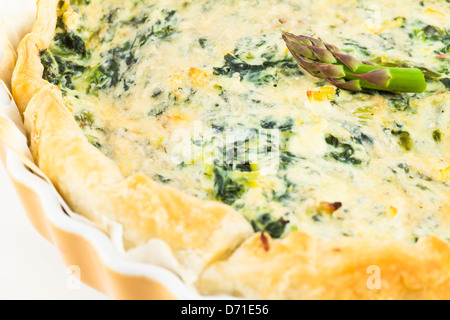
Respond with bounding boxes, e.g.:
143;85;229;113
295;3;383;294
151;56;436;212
10;0;450;299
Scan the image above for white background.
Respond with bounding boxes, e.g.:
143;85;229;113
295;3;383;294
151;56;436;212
0;161;108;300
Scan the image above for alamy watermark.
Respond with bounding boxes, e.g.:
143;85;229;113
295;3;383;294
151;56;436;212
168;121;283;174
66;265;82;290
367;265;382;290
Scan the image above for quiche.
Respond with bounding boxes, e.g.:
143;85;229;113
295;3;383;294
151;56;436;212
10;0;450;299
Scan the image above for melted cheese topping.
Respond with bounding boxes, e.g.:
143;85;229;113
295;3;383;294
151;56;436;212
41;0;450;242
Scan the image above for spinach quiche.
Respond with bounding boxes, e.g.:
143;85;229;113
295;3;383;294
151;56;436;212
11;0;450;299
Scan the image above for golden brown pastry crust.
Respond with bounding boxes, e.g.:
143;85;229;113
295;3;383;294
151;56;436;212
0;25;17;90
199;231;450;299
8;0;450;299
11;0;58;113
12;32;48;114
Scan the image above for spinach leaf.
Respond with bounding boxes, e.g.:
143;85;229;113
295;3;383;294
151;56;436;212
40;49;86;90
440;78;450;90
260;117;294;132
251;213;289;239
53;32;87;58
391;130;414;151
325;134;362;165
432;130;442;143
213;53;301;86
213;163;245;206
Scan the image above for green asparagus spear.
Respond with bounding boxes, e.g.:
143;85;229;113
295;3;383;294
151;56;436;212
282;32;428;93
